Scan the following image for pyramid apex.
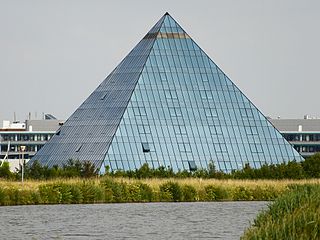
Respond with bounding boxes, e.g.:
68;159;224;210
165;12;170;16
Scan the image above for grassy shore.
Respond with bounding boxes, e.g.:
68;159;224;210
241;184;320;239
0;178;319;206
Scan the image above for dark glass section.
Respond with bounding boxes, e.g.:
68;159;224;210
188;161;197;171
30;15;165;168
142;143;150;153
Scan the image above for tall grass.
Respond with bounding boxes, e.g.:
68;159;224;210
241;184;320;240
0;178;319;206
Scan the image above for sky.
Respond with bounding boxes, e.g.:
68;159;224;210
0;0;319;124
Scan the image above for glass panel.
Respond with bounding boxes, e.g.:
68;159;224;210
32;13;303;173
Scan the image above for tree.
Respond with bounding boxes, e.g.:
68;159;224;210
62;159;82;177
27;160;47;179
136;163;151;178
302;153;320;178
0;162;13;179
81;161;98;178
208;161;216;178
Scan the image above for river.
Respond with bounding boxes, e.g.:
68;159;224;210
0;201;268;240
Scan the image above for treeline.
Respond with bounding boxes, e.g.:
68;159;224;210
0;159;98;180
107;153;320;180
0;153;319;180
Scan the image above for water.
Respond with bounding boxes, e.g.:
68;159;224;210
0;202;268;240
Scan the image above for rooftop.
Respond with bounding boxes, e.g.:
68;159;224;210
270;118;320;132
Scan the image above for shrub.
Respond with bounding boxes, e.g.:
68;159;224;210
250;186;279;201
302;153;320;178
159;181;182;202
0;188;11;205
53;183;73;204
81;182;104;203
30;191;42;204
181;185;197;201
233;186;253;201
127;183;142;202
104;188;114;203
101;178;128;203
137;183;153;202
204;185;229;201
125;183;153;202
0;187;5;205
0;162;14;179
197;188;207;201
9;189;29;205
69;185;83;203
38;184;62;204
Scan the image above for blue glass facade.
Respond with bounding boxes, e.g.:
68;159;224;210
31;13;303;172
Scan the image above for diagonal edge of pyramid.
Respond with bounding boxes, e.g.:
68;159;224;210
30;13;170;169
102;13;303;172
157;12;303;162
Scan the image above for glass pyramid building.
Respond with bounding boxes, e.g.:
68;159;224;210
31;13;303;173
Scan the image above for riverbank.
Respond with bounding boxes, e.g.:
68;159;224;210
1;178;319;206
241;184;320;239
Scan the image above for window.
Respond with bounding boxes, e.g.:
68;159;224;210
175;125;187;135
134;107;147;116
139;107;147;116
169;107;182;117
210;126;223;135
205;108;217;117
142;142;150;152
100;92;108;100
200;91;207;100
75;144;82;152
188;161;197;171
178;143;191;152
160;72;167;81
138;125;151;134
240;108;253;118
245;126;258;135
250;144;263;153
165;90;178;99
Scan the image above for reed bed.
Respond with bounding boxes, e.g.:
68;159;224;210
0;178;319;206
241;184;320;239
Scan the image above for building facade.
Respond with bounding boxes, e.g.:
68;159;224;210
270;118;320;158
31;13;303;173
0;117;62;171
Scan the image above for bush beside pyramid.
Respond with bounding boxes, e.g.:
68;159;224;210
31;13;303;173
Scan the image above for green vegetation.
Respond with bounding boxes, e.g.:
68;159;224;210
107;153;320;180
242;184;320;240
0;177;319;206
107;160;308;180
1;153;320;180
302;154;320;178
1;157;319;239
0;155;319;208
0;162;14;179
0;159;98;180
